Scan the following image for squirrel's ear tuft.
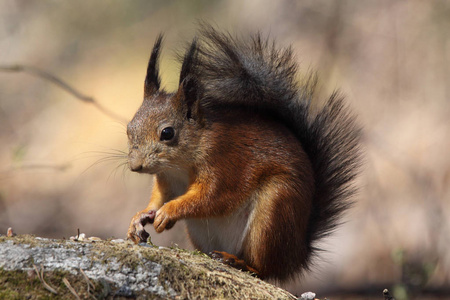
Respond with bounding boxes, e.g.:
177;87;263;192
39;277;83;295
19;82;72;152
144;34;163;96
179;38;198;85
177;38;202;120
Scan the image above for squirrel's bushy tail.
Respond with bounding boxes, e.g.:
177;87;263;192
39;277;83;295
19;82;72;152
187;26;361;269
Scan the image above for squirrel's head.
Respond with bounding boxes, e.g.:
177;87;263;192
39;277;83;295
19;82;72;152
127;35;203;174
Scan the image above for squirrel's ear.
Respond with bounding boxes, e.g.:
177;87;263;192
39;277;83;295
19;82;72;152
144;34;163;96
176;75;202;120
179;38;198;85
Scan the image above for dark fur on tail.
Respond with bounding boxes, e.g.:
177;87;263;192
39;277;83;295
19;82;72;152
183;25;361;270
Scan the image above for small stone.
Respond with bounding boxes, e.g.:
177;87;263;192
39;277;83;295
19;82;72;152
300;291;316;300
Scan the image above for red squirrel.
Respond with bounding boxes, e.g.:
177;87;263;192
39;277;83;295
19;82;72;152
126;26;360;282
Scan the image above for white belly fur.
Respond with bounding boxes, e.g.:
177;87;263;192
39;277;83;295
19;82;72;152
185;199;255;255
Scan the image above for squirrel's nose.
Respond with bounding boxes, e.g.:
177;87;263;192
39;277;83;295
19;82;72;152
128;153;143;172
129;162;143;172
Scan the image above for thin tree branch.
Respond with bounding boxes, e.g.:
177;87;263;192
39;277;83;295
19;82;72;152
0;163;71;174
0;64;128;123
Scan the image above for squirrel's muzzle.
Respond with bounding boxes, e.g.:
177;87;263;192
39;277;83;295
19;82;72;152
128;151;144;172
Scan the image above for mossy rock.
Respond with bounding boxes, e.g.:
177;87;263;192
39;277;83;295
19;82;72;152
0;235;296;299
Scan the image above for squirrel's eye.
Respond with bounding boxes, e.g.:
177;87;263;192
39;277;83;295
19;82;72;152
160;127;175;141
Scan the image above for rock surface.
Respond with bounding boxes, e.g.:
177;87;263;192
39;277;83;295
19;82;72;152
0;235;297;299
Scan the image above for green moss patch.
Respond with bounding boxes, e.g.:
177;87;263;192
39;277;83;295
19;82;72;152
0;269;110;299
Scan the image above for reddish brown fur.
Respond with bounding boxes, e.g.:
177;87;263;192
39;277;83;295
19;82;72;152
128;106;314;281
126;27;360;282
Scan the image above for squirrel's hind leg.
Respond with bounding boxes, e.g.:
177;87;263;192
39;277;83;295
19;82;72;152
209;251;260;277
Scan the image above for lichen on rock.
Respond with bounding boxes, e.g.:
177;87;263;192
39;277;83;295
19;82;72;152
0;235;296;299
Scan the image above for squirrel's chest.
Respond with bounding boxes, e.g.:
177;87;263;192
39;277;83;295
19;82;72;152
185;199;255;255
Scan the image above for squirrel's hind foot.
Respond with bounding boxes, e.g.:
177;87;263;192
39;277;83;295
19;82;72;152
209;251;260;277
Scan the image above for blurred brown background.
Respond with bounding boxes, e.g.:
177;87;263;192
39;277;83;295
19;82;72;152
1;0;449;298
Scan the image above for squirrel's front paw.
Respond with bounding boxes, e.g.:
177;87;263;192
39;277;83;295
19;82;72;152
127;210;156;244
154;203;177;233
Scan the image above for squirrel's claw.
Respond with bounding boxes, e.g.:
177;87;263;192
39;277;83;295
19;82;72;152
127;210;156;244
